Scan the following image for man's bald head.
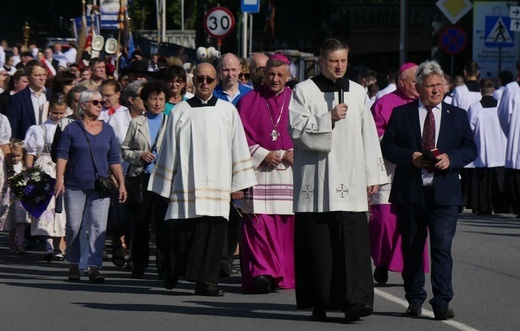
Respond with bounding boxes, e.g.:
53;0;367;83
194;63;218;100
250;53;269;72
217;53;241;90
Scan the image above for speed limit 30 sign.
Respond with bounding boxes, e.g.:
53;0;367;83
204;7;236;39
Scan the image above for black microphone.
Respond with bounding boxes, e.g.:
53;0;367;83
336;77;347;104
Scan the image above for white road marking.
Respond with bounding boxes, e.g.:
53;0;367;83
375;288;481;331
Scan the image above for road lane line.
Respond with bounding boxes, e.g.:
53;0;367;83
375;288;480;331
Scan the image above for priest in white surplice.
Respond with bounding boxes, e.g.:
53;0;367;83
289;38;388;323
497;62;520;217
148;63;256;297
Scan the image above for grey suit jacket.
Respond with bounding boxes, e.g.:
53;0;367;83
121;113;167;177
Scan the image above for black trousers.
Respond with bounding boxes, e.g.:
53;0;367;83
130;173;168;271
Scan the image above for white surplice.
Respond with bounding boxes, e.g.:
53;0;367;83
289;77;388;213
148;97;256;220
468;101;506;168
498;81;520;169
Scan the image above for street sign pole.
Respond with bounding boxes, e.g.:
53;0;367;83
241;0;260;59
242;13;248;58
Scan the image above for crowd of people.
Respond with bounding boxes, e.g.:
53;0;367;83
0;36;518;324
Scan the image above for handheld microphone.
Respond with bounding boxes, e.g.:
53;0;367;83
336;77;347;104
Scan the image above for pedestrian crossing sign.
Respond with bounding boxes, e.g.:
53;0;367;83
485;16;514;47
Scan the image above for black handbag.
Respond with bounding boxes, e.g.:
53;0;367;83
95;175;118;195
77;122;118;196
125;174;143;203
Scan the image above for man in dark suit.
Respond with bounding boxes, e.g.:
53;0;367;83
6;63;51;139
381;60;477;321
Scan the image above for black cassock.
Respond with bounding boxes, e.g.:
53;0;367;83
294;211;374;311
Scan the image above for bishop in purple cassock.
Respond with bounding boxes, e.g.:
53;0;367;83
236;54;295;294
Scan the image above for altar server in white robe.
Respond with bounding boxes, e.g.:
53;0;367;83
497;63;520;217
148;63;256;297
451;61;481;210
289;38;388;323
467;79;507;214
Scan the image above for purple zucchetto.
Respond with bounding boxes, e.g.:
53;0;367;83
270;54;291;65
398;62;418;76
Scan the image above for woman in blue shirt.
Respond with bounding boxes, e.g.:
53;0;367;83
55;90;127;283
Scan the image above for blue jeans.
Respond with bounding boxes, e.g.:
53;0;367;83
65;188;110;269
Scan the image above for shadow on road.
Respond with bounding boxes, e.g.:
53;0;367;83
458;212;520;237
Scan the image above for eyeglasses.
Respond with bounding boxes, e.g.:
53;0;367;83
195;76;216;84
170;79;185;85
86;100;102;106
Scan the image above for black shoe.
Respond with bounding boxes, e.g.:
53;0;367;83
373;266;388;284
131;268;145;279
311;307;327;322
194;282;225;296
433;306;454;320
344;303;373;322
112;246;125;267
405;303;422;317
163;270;178;290
68;264;80;282
253;275;273;294
88;268;105;284
44;249;54;263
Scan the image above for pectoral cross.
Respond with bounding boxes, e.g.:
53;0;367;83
302;185;313;199
270;129;280;141
378;158;385;172
202;176;211;186
336;184;348;198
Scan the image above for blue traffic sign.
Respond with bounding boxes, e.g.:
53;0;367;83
485;16;514;48
439;25;467;54
241;0;260;13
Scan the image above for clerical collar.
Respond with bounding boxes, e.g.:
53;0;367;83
311;74;350;93
480;95;498;108
465;80;480;92
187;95;218;108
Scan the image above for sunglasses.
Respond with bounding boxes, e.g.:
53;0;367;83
86;100;102;106
195;76;216;84
239;73;251;80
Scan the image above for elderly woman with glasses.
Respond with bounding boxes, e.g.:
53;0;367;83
121;80;169;279
55;90;127;283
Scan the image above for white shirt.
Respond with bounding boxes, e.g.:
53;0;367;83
418;101;442;186
30;87;47;125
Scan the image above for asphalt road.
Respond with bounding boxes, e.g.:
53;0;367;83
1;210;519;331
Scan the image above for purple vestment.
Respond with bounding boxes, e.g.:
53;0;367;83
236;84;295;291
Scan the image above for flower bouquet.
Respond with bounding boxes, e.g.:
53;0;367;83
8;167;56;218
